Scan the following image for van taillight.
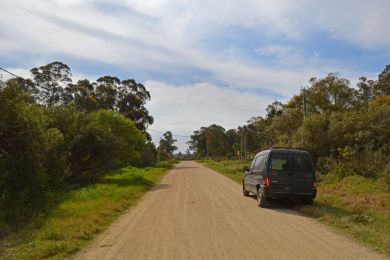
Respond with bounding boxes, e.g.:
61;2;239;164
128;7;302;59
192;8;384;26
312;180;317;188
263;176;270;187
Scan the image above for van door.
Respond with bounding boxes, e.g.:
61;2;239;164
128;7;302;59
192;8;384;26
268;153;291;194
290;154;314;194
252;154;266;189
245;156;257;192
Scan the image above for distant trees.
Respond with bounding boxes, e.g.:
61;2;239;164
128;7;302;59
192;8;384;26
188;125;235;159
0;61;157;226
157;131;177;161
188;66;390;182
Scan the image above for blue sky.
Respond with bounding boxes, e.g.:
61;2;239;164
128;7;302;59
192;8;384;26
1;0;389;152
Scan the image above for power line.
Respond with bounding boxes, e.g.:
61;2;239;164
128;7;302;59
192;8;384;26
148;128;191;138
0;67;23;78
246;126;261;134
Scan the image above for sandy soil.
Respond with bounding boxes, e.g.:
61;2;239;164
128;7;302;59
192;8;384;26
74;161;386;260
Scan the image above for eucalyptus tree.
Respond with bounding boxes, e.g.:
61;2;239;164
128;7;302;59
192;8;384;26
30;61;72;106
158;131;177;161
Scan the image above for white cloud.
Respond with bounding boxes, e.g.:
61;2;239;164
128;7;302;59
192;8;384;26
1;1;388;95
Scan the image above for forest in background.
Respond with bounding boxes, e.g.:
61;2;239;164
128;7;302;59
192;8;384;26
189;65;390;186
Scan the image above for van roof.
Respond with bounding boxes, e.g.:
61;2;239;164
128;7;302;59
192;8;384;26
256;148;310;156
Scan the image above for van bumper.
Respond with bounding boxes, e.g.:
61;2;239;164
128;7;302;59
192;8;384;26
262;187;317;200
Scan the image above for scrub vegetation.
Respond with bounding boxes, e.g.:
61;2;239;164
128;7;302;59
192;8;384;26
195;65;390;255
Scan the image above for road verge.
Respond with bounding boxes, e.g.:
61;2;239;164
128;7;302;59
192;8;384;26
0;164;173;259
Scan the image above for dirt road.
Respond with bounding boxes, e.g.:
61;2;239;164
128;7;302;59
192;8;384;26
75;161;386;260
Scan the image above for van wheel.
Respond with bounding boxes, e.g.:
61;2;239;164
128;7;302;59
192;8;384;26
242;183;250;196
257;189;267;208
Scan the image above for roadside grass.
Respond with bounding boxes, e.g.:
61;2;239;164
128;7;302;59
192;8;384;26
201;160;390;256
198;159;248;183
0;163;173;259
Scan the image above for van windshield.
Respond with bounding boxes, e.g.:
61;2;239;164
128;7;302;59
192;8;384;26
269;154;289;171
292;154;314;173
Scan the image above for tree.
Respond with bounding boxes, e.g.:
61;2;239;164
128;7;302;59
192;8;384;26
67;110;145;183
0;84;51;223
30;61;72;106
138;141;158;166
188;128;208;158
355;77;375;109
225;129;239;159
157;131;177;161
266;101;283;119
67;79;98;112
117;79;154;133
268;108;303;147
95;76;119;110
300;73;354;114
375;64;390;96
188;125;228;159
293;113;330;161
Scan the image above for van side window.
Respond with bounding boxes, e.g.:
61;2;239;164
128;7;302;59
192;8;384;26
292;154;313;172
249;157;257;170
269;154;289;171
253;155;266;172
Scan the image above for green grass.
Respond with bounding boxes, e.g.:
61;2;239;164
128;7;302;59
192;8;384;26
198;159;249;183
0;164;173;259
201;160;390;256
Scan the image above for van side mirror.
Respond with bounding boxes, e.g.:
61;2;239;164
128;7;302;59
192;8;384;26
243;166;249;172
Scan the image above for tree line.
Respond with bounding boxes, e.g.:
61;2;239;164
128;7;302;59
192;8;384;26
0;61;163;226
189;65;390;181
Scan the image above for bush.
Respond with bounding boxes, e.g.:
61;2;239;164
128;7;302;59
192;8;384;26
66;110;146;183
0;85;50;224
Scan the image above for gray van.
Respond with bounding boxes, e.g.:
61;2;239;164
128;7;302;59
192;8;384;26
242;148;317;207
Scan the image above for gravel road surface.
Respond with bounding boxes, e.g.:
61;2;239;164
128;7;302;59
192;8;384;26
75;161;386;260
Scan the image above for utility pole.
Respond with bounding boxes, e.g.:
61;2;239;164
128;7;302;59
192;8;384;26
243;126;247;161
240;128;242;160
302;87;308;119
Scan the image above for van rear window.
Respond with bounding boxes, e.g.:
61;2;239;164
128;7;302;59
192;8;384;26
292;154;313;172
269;154;289;171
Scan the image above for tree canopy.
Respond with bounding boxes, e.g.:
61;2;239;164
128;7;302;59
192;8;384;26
0;61;158;226
188;65;390;182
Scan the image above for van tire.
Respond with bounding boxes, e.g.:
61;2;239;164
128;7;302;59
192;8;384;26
257;189;267;207
242;183;250;196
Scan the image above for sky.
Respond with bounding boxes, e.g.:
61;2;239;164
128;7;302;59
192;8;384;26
1;0;390;152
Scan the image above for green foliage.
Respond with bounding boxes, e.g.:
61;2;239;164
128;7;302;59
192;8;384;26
375;64;390;95
0;61;157;231
293;113;330;160
191;65;390;186
138;141;158;167
189;125;239;159
30;61;72;106
157;131;177;161
0;84;50;224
